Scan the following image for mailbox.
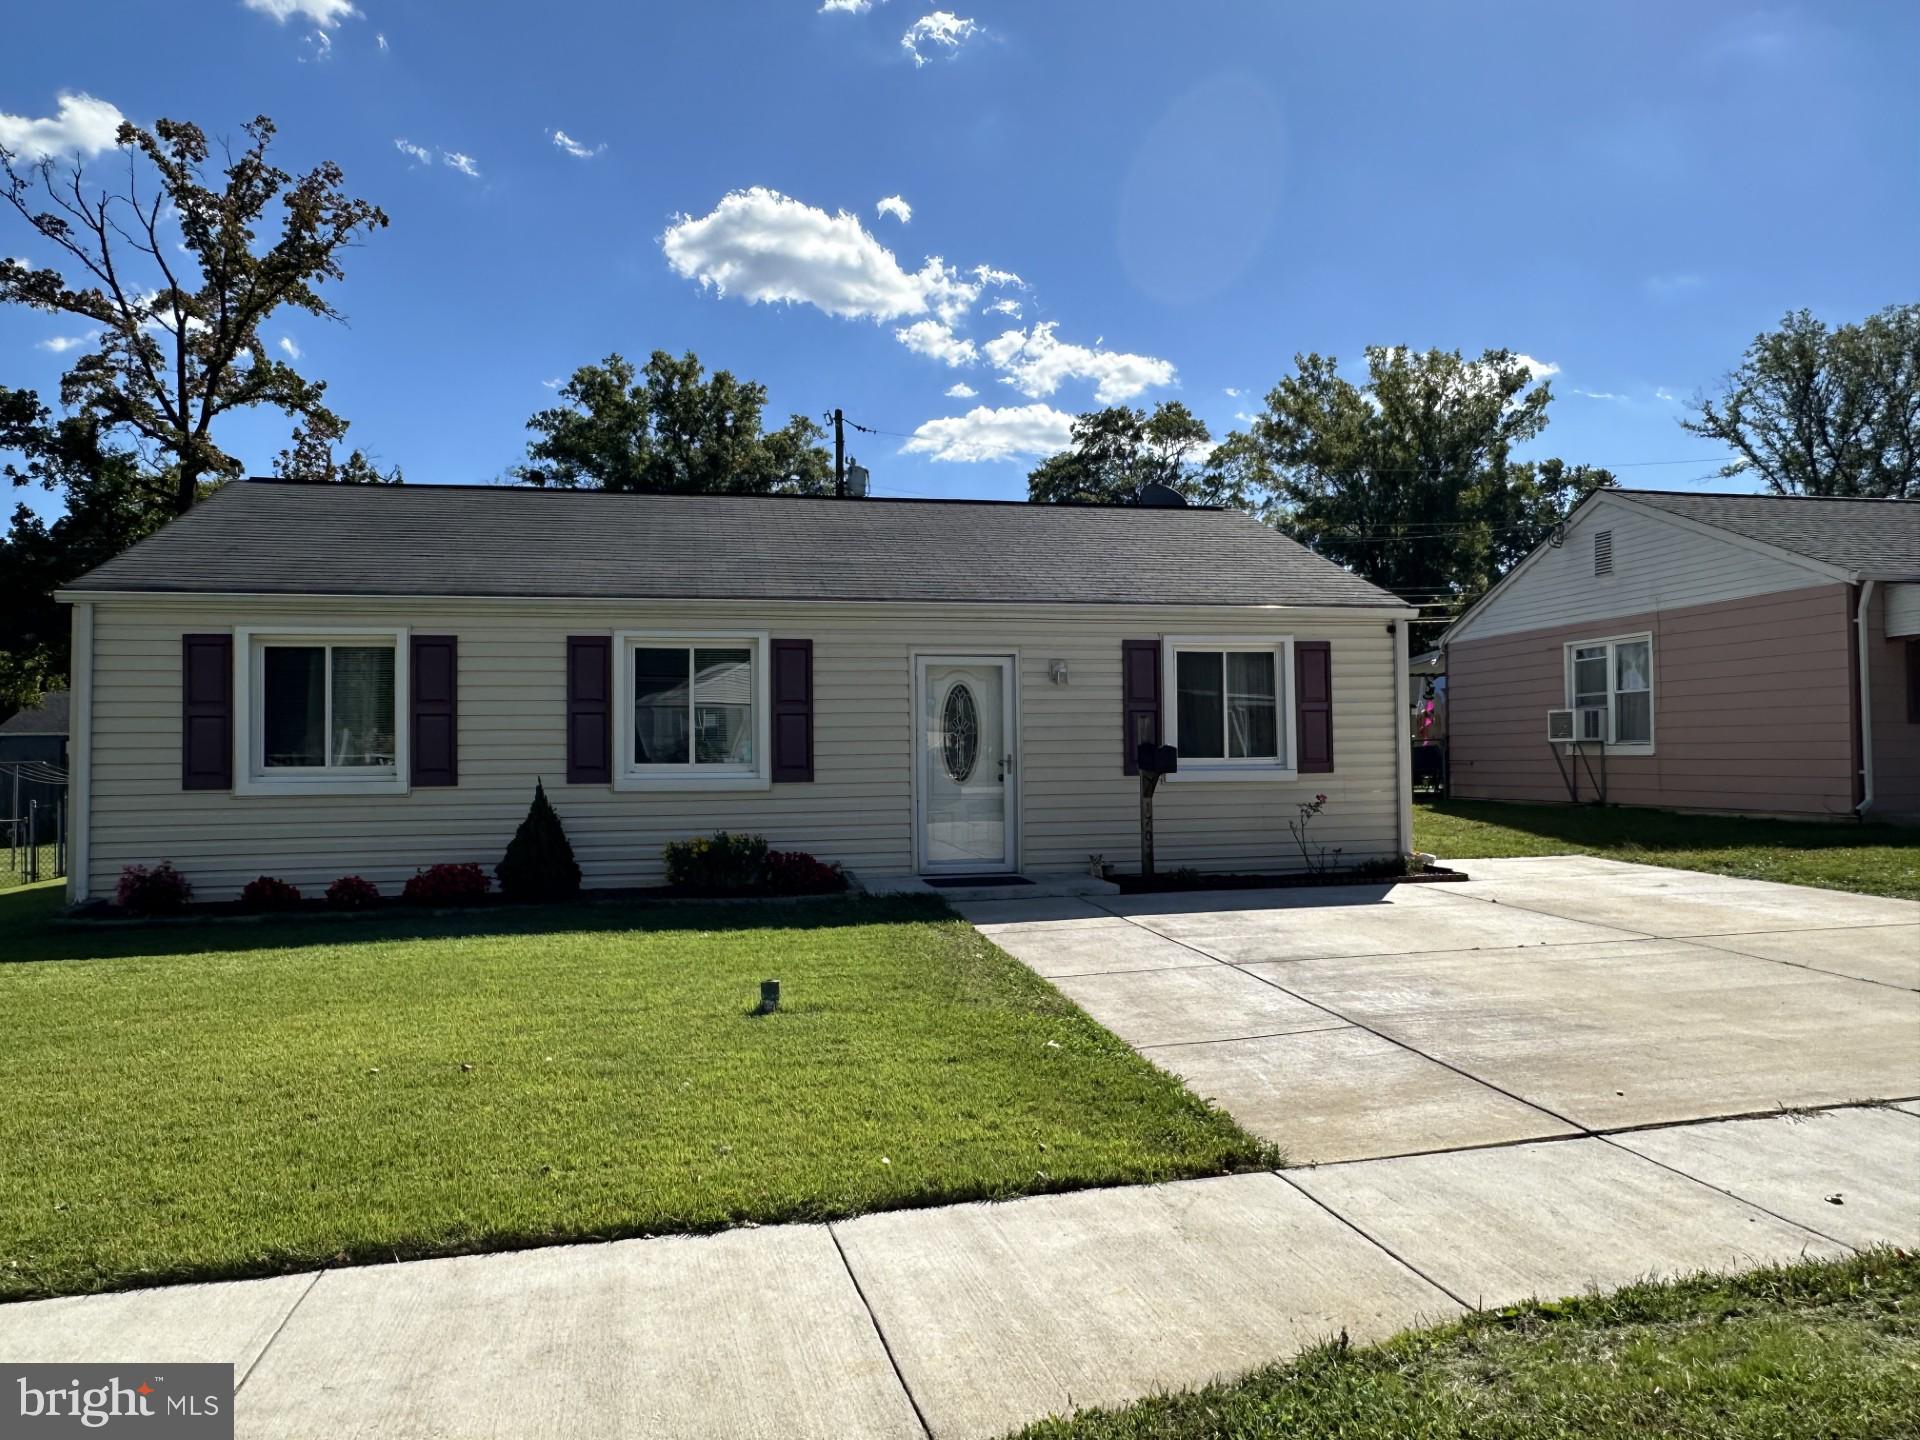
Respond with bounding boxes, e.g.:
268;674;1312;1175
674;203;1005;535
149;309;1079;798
1135;742;1179;776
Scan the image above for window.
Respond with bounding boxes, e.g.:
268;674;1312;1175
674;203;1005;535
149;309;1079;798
1162;637;1293;778
617;633;770;790
236;628;409;795
1565;633;1653;750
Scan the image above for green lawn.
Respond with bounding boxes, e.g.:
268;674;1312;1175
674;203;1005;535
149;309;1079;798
1417;799;1920;900
0;883;1270;1302
1014;1251;1920;1440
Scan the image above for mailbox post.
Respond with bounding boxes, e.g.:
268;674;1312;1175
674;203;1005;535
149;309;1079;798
1135;742;1178;878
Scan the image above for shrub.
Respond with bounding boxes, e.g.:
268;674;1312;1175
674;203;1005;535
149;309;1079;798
240;876;303;911
764;849;847;896
662;831;770;895
115;862;193;916
401;862;491;906
326;875;382;910
495;780;582;903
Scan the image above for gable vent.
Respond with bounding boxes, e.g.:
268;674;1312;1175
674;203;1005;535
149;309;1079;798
1594;529;1614;576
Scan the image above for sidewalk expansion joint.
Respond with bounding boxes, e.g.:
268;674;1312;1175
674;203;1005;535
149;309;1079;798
827;1223;934;1440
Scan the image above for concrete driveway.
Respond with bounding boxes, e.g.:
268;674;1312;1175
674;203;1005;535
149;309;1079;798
964;857;1920;1164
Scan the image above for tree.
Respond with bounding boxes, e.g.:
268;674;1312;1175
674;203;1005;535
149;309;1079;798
1244;347;1613;622
1026;402;1261;509
1681;305;1919;498
0;387;168;712
0;114;389;515
515;351;833;494
273;413;402;485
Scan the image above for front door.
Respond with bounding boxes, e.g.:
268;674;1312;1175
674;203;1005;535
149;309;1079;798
918;656;1015;873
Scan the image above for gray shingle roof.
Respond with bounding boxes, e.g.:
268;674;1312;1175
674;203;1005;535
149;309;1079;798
65;480;1403;608
0;690;68;735
1616;490;1920;578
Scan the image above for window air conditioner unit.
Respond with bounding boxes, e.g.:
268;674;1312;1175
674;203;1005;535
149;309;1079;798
1548;707;1608;743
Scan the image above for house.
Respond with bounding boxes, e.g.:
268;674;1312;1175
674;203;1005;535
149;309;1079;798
0;690;69;767
1442;489;1920;822
56;480;1418;902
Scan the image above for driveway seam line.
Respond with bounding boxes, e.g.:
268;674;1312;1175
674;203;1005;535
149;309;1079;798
235;1269;323;1394
1591;1132;1861;1255
1138;1022;1355;1052
1671;937;1918;993
1088;902;1594;1138
827;1223;934;1440
1273;1171;1475;1312
1043;960;1224;980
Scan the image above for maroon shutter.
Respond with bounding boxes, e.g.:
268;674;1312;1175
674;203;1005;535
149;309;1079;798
1121;639;1161;775
566;636;612;784
770;638;814;782
1296;640;1333;773
181;633;233;790
411;635;458;787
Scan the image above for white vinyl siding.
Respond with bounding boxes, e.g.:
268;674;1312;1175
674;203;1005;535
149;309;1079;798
79;598;1406;900
1448;497;1839;644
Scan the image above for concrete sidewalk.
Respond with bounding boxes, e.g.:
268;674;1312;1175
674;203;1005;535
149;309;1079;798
3;1104;1914;1439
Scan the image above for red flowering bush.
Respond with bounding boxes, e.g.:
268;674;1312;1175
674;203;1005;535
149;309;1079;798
326;875;382;910
402;862;491;906
240;876;303;912
115;862;193;916
764;849;848;896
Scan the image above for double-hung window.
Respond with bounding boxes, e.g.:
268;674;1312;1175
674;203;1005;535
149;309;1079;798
1566;633;1653;750
617;632;771;790
236;628;409;795
1162;636;1294;779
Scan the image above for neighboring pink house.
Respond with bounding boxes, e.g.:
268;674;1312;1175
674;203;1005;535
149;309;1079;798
1442;490;1920;823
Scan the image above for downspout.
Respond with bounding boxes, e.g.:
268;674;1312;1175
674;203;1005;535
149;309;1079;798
1393;618;1413;856
1855;580;1875;818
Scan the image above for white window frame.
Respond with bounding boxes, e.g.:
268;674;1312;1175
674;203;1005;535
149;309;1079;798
1160;635;1297;782
614;630;772;792
234;626;411;797
1562;630;1655;755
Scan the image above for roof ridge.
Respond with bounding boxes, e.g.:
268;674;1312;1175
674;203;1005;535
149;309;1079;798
1618;488;1918;504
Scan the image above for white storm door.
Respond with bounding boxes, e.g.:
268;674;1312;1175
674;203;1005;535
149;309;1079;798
918;656;1015;872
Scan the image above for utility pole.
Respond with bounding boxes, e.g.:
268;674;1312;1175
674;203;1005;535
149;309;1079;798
833;407;846;498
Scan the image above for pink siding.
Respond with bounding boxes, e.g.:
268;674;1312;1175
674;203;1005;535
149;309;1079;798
1447;584;1857;817
1867;591;1920;822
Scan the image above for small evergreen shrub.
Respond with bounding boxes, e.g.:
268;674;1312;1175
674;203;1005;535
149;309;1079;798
402;863;491;906
240;876;303;911
764;849;847;896
115;862;193;916
495;780;582;903
326;875;382;910
662;832;770;895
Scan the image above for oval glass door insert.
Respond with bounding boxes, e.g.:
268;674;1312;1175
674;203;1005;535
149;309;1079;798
942;683;980;783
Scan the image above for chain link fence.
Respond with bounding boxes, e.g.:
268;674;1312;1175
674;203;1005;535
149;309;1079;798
2;762;67;888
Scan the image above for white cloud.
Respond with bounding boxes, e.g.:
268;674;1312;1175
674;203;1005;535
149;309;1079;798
945;382;977;398
1655;386;1678;404
278;335;302;360
300;29;333;62
37;333;95;354
662;187;982;323
242;0;358;26
441;150;481;178
0;93;126;162
1514;353;1560;382
972;265;1022;288
895;319;977;368
550;129;605;160
376;31;388;50
1223;386;1241;398
1233;411;1257;425
542;376;562;389
902;403;1075;463
1573;387;1624;402
985;297;1021;317
983;322;1176;404
875;194;912;224
820;0;875;11
902;11;979;66
393;138;432;165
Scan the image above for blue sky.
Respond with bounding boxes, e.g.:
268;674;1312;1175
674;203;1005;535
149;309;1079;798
4;0;1917;520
